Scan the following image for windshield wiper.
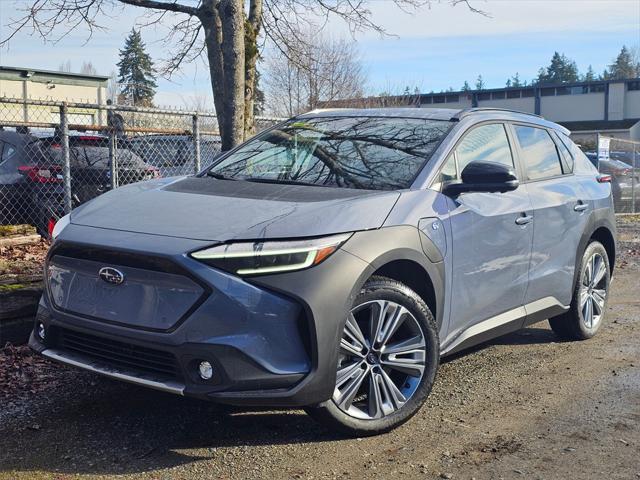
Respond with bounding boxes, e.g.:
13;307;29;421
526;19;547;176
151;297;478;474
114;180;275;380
242;177;321;187
205;171;236;180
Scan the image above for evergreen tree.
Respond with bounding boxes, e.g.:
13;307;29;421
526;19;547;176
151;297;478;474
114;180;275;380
606;46;638;80
537;52;579;84
117;29;157;106
475;75;485;90
505;79;512;88
461;81;471;92
511;73;522;87
584;65;596;82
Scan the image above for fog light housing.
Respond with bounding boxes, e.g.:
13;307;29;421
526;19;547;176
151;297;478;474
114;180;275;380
198;361;213;380
37;322;46;341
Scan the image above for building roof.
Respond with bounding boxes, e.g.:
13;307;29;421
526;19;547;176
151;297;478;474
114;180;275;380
559;119;640;132
0;65;110;81
319;77;640;109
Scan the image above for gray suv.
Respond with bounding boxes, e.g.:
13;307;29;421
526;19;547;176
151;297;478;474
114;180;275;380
30;108;616;436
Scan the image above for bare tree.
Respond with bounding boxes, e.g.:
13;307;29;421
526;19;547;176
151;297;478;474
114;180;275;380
182;92;214;111
2;0;484;150
58;60;72;72
106;70;119;103
80;61;98;75
264;32;366;117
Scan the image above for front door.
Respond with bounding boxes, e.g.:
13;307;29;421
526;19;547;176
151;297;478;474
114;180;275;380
436;123;534;347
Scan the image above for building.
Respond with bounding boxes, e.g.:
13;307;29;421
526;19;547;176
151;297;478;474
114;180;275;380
321;78;640;144
0;65;110;126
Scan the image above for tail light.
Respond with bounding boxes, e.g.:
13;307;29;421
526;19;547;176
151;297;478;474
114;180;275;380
47;217;57;239
18;165;63;183
596;174;612;183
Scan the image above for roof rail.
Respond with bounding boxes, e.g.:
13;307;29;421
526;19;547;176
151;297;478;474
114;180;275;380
453;107;543;120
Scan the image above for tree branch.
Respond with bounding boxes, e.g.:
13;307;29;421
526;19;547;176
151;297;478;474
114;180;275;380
117;0;198;16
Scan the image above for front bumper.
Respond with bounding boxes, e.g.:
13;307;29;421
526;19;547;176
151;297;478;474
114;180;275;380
32;223;375;406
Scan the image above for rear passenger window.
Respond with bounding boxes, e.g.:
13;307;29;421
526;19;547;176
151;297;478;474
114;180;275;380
552;132;575;173
514;126;563;180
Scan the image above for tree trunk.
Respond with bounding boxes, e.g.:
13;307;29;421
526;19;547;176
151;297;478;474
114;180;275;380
200;0;229;148
200;0;246;151
244;0;262;137
219;0;245;149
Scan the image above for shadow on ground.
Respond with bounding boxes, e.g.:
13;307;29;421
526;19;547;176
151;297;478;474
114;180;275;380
0;325;560;477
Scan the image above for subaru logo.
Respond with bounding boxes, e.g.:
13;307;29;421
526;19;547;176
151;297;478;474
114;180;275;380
98;267;125;285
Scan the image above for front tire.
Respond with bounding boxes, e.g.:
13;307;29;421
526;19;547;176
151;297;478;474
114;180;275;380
549;241;610;340
305;276;439;436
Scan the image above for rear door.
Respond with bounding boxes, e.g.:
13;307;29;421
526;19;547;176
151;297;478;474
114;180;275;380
435;123;534;344
511;124;590;308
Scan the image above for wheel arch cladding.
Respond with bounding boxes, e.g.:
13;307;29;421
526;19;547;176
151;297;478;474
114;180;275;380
371;259;437;323
342;226;445;330
590;226;616;275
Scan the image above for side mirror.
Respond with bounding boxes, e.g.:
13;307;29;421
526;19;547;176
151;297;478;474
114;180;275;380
443;161;519;196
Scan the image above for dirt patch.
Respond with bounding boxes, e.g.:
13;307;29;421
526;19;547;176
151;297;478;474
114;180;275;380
0;240;48;277
0;344;70;398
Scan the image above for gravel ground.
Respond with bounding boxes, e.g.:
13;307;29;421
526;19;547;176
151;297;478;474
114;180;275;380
0;219;638;480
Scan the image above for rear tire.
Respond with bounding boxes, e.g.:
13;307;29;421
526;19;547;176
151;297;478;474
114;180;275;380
549;241;610;340
305;276;439;437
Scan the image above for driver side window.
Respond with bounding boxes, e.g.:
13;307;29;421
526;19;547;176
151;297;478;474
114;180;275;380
433;123;513;191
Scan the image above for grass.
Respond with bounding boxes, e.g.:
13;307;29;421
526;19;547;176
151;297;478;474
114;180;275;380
0;283;29;293
617;214;640;224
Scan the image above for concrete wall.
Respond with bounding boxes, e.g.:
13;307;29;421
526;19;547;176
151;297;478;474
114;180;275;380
0;74;107;125
625;90;640;119
477;97;536;113
608;83;626;121
541;93;605;122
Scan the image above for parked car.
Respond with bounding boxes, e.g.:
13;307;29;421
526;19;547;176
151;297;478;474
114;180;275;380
31;108;616;436
0;131;159;237
39;134;160;204
584;151;639;211
128;134;221;177
0;130;56;232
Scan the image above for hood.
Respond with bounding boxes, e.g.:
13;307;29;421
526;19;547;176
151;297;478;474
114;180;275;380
70;176;401;241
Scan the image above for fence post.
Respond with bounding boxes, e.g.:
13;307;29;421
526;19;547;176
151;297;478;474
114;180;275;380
633;147;637;214
59;103;72;214
193;113;201;174
596;133;601;171
108;129;118;190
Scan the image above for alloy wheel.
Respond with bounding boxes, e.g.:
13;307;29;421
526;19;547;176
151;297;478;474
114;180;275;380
580;252;608;329
333;300;427;420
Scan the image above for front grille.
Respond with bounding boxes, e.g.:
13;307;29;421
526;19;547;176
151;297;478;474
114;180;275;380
55;328;181;379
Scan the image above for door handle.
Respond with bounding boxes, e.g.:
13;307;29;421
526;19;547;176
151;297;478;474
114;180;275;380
515;214;533;225
574;202;588;212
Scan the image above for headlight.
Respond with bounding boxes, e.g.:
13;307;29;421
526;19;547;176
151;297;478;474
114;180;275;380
191;233;352;275
51;213;71;240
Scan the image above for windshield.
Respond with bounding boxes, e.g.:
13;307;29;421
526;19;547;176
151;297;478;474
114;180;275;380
205;116;452;190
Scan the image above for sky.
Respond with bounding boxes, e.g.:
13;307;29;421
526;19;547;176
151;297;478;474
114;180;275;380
0;0;639;109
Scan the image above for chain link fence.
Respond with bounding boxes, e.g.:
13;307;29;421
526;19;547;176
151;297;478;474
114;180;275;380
590;135;640;214
0;97;282;237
